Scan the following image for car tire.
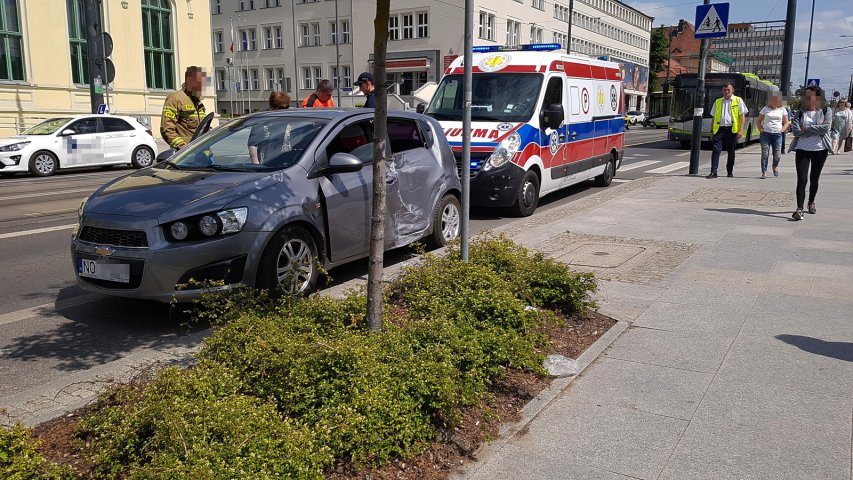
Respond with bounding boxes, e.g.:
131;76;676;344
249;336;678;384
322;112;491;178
427;194;461;248
131;146;155;169
593;156;615;187
509;169;540;217
256;225;319;297
29;151;58;177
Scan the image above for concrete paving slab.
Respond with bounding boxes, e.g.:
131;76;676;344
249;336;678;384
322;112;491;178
632;301;750;336
773;260;853;279
561;357;712;420
465;444;638;480
508;401;687;480
655;282;762;307
602;327;733;374
658;381;852;480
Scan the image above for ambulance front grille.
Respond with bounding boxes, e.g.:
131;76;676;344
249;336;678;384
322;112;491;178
453;152;490;179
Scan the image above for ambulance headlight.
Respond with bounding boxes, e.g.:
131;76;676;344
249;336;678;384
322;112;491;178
484;132;521;171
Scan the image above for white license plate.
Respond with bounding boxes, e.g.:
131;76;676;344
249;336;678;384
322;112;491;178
78;258;130;283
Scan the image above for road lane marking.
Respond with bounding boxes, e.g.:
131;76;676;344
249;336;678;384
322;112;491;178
0;294;101;327
646;162;690;174
0;224;76;240
0;188;93;202
675;152;691;157
633;154;650;157
618;160;660;171
611;178;632;183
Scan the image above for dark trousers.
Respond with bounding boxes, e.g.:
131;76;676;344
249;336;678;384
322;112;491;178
710;126;737;174
794;149;829;209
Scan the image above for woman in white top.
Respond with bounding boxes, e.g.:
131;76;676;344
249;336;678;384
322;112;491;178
830;100;853;154
788;86;833;221
757;94;789;178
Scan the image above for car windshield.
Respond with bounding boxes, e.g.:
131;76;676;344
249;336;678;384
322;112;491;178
22;118;73;135
161;116;327;172
426;73;544;122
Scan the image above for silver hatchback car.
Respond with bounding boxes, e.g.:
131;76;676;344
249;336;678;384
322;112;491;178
72;110;461;302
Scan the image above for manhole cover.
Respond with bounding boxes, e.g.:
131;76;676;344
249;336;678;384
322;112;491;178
558;244;646;268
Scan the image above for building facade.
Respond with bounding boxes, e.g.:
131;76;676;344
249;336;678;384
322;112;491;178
210;0;653;114
0;0;214;139
713;21;785;87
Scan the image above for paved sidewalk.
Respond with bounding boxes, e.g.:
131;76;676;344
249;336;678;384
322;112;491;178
461;148;853;480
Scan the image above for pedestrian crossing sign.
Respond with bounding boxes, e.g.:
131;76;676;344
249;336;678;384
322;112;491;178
694;3;729;39
807;79;820;88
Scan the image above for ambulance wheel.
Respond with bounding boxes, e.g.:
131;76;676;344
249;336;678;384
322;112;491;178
510;170;540;217
594;157;615;187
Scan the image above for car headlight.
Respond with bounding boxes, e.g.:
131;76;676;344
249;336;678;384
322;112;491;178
0;141;30;152
484;132;521;171
166;207;248;242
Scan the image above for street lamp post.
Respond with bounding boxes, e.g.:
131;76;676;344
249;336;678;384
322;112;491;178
566;0;574;53
779;0;797;96
803;0;816;88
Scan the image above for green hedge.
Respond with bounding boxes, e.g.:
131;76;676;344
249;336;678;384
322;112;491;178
0;423;78;480
1;236;597;479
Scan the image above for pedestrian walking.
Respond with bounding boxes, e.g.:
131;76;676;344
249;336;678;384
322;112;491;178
160;66;207;151
830;100;852;154
757;94;789;178
249;91;290;165
789;85;833;221
301;80;335;108
706;83;748;178
354;72;376;108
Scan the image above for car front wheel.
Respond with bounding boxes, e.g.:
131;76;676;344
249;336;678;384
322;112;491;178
29;151;58;177
427;194;461;248
256;225;319;296
131;146;155;169
509;169;540;217
593;157;615;187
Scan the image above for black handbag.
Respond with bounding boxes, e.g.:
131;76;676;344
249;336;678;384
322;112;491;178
845;135;852;152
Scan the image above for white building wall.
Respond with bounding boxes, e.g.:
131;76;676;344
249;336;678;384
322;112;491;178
210;0;652;114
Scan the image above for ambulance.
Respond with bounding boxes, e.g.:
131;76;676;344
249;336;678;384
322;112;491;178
422;44;625;216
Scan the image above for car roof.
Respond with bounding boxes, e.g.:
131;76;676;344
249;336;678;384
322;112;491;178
245;108;426;122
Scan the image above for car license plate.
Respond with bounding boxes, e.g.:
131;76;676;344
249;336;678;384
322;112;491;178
78;258;130;283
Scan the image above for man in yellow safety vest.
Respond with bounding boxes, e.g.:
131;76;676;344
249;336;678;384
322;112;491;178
706;83;747;178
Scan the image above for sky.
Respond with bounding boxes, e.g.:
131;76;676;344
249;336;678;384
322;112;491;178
622;0;853;94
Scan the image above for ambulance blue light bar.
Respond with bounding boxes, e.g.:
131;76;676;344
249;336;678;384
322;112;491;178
472;43;563;53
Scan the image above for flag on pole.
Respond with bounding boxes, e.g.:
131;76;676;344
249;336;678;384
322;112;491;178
229;17;235;54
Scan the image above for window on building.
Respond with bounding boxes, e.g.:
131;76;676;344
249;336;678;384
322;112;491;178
240;28;256;50
312;22;320;46
212;31;223;53
217;69;227;90
241;68;249;89
313;66;321;86
302;68;311;89
530;26;543;44
266;67;275;89
341;20;351;43
330;65;338;88
506;19;520;46
417;12;428;38
532;0;544;10
142;0;174;90
300;23;309;46
389;15;399;40
329;21;337;44
263;27;273;49
342;65;351;88
212;0;221;14
239;0;255;10
274;26;283;48
402;13;414;39
478;12;495;41
283;75;292;93
68;0;100;85
250;68;259;90
264;0;280;6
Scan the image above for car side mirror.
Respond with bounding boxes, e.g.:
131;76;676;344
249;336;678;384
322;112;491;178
319;152;364;176
61;129;76;136
155;149;175;163
542;104;564;130
416;103;426;114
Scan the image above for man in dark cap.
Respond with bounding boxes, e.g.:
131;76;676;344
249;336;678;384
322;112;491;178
354;72;375;108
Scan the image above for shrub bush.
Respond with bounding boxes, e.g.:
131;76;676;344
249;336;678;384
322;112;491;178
0;423;79;480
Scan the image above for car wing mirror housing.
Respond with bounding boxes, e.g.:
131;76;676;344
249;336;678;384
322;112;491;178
156;149;175;163
416;103;426;114
311;152;364;178
60;129;76;136
542;103;565;130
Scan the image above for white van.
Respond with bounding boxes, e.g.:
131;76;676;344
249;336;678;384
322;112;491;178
423;44;626;216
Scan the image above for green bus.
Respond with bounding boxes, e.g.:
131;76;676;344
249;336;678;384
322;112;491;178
668;72;779;148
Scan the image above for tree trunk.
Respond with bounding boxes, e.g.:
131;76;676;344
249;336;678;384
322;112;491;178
366;0;390;332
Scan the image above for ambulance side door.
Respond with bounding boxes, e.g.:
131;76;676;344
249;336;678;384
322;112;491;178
566;81;593;183
539;75;567;192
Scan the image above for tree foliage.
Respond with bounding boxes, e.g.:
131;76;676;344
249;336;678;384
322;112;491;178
648;28;670;92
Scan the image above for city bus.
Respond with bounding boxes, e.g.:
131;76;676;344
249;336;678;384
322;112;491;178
644;90;671;128
668;72;779;148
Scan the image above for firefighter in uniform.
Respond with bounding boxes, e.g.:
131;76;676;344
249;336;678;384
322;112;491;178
161;66;207;151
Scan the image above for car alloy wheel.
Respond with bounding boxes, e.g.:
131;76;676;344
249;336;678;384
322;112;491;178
276;238;314;294
135;148;153;167
441;201;460;242
30;152;57;177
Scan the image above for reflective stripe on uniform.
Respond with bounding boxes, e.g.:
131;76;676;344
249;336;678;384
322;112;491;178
712;97;741;135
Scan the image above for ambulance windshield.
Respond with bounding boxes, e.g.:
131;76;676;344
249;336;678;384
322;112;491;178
426;73;544;122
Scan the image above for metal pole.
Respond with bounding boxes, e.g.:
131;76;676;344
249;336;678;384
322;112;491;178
779;0;796;96
334;0;341;105
83;0;104;113
566;0;573;53
803;0;815;88
689;0;710;176
461;0;473;261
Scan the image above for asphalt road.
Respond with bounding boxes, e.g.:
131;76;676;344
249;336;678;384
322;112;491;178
0;127;691;397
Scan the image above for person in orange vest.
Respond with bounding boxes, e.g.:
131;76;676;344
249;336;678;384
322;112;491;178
301;79;335;108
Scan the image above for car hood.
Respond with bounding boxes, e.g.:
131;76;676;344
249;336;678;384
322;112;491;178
85;167;279;220
0;135;37;146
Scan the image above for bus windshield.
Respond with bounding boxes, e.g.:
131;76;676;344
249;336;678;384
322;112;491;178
426;73;544;123
671;87;726;122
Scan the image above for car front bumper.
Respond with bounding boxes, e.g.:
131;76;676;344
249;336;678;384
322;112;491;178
0;149;34;172
465;161;527;208
71;212;270;303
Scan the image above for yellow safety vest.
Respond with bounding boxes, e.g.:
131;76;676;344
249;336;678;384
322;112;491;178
712;96;741;135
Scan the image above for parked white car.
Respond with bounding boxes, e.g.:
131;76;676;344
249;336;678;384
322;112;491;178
626;111;646;125
0;115;158;177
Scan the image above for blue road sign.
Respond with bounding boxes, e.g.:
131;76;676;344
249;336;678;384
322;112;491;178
807;79;820;88
97;104;108;114
695;3;730;39
235;81;241;91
